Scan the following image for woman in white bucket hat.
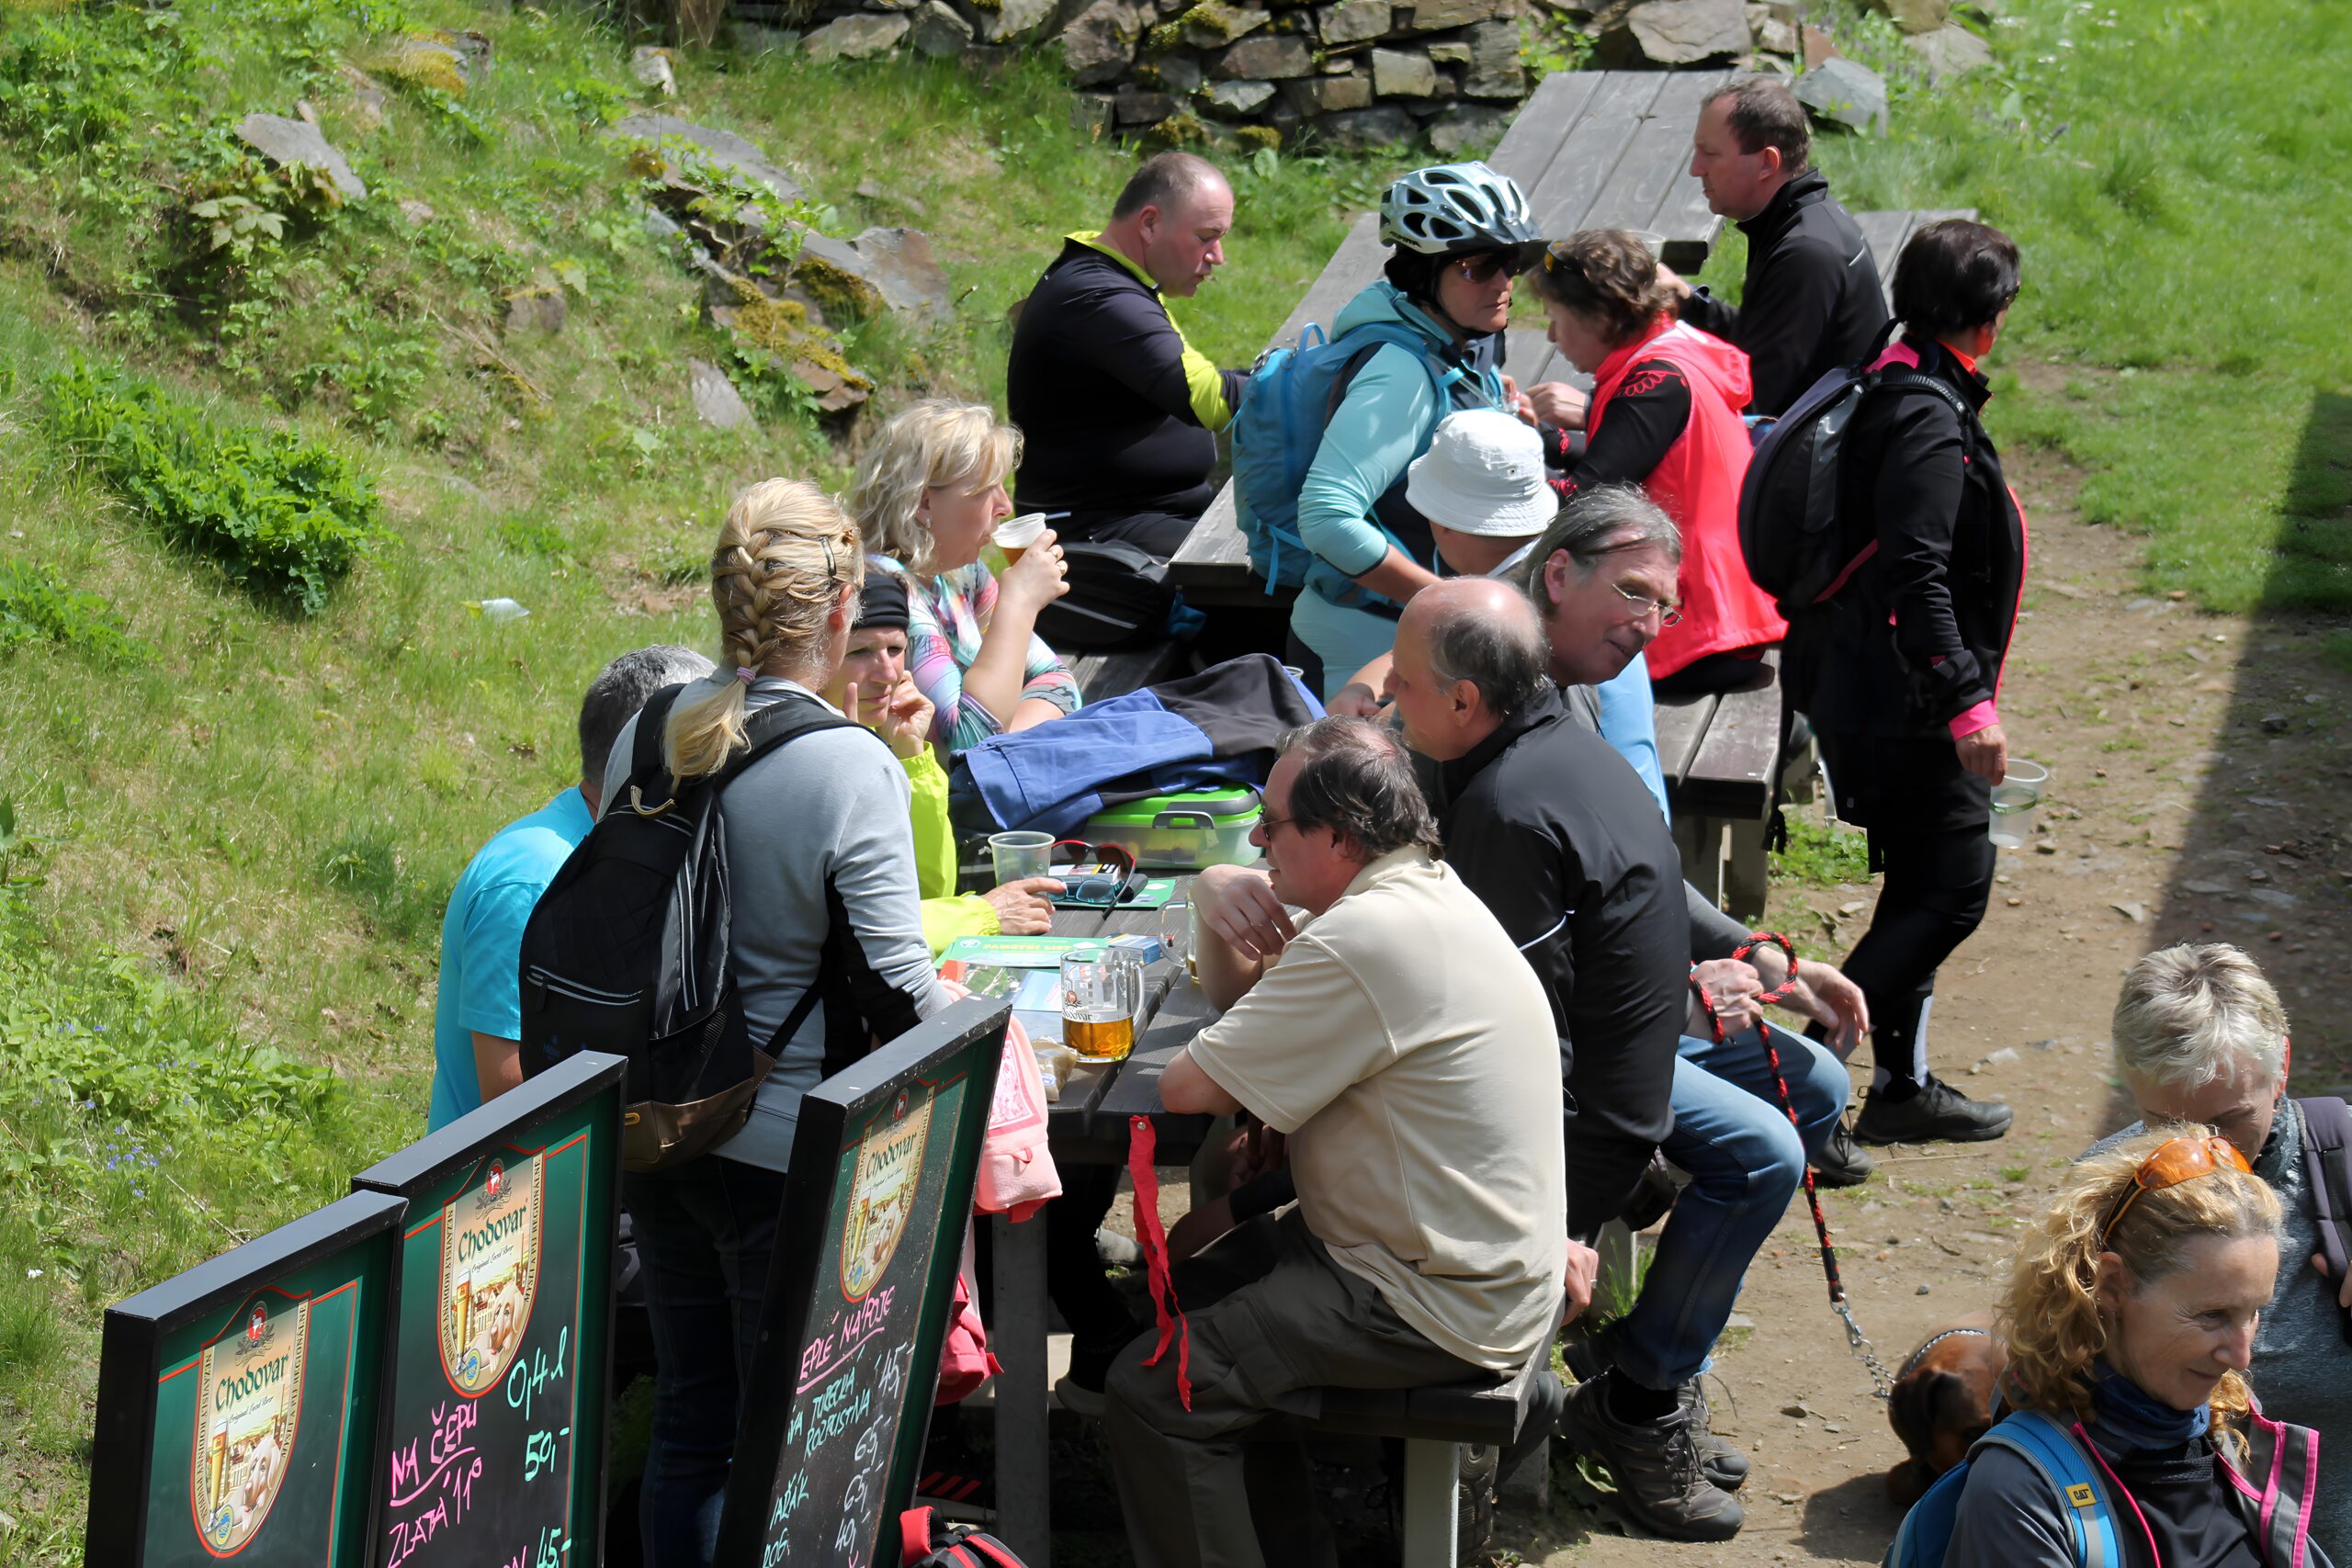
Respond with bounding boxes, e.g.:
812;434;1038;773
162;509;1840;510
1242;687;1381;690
1402;407;1558;581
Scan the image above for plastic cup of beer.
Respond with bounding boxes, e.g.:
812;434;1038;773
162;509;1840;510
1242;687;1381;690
989;829;1053;885
1987;758;2050;849
993;513;1049;565
1062;946;1143;1063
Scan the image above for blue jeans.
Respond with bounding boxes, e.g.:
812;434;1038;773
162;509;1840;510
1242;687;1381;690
1611;1024;1848;1392
624;1156;792;1568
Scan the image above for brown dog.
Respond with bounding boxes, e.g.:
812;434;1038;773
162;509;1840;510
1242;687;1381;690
1885;1314;2007;1506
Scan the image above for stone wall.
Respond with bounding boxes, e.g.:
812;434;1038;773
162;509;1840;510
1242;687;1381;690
775;0;1533;152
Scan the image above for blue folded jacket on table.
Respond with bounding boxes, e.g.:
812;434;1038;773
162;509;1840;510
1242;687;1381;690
948;654;1324;838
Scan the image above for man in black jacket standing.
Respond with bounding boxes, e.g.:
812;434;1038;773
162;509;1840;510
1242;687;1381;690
1659;78;1889;417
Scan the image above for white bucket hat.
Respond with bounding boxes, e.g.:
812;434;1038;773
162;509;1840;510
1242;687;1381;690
1404;409;1555;537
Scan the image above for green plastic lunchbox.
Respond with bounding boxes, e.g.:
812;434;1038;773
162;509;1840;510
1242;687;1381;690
1080;786;1264;870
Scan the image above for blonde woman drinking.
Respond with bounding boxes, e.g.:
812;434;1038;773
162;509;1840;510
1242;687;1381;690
851;398;1080;753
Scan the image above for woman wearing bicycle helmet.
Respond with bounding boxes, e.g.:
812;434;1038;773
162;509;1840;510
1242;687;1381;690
1283;162;1544;700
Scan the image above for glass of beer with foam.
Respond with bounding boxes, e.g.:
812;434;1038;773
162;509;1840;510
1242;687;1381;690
1060;945;1142;1062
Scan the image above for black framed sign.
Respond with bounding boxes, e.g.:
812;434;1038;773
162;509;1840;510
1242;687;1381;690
349;1052;625;1568
713;998;1008;1568
88;1189;407;1568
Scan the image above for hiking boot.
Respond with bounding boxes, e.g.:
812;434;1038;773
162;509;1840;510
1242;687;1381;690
1810;1118;1876;1188
1556;1377;1745;1540
1681;1380;1749;1493
1855;1076;2014;1145
1559;1338;1747;1493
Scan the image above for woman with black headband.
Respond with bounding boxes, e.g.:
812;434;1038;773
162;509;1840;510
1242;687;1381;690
818;570;1062;951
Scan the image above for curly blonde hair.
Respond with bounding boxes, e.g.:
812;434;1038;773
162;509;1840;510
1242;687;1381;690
847;399;1022;579
664;478;863;781
1999;1125;2280;1429
1530;229;1676;348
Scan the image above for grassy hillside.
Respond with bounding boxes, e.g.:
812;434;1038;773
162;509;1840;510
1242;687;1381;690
0;4;1398;1554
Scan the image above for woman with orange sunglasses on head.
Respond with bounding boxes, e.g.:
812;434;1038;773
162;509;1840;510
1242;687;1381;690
1935;1128;2328;1568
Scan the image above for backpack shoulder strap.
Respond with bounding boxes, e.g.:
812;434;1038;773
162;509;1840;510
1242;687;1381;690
2222;1412;2323;1568
1973;1410;2127;1568
2293;1096;2352;1344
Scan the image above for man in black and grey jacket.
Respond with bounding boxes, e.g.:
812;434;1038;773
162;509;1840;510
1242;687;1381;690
1006;151;1248;558
1660;77;1889;417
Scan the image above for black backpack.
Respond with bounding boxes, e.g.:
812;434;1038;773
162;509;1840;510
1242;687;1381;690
2298;1095;2352;1344
1034;538;1175;650
516;683;854;1172
1737;333;1983;617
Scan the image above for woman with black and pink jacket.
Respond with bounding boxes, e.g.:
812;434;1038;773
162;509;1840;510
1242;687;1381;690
1782;218;2030;1174
1528;230;1787;698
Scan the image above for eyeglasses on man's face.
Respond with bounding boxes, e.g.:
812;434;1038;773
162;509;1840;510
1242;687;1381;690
1611;580;1682;627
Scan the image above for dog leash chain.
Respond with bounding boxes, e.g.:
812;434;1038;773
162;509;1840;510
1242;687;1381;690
1708;931;1897;1403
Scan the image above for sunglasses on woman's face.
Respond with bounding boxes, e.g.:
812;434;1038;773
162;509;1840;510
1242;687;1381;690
2097;1134;2250;1246
1451;253;1518;286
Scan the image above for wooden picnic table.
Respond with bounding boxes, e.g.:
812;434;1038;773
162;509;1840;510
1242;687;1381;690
988;878;1216;1567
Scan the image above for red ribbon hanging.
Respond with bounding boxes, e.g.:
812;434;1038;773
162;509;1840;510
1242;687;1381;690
1124;1113;1193;1411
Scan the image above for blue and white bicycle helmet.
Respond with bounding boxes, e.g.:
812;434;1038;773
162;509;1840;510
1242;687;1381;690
1378;162;1544;269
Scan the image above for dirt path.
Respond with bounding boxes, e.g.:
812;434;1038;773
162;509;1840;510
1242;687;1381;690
1507;448;2352;1567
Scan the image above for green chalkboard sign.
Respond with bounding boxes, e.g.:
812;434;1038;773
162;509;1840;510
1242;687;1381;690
350;1052;624;1568
88;1189;407;1568
713;998;1008;1568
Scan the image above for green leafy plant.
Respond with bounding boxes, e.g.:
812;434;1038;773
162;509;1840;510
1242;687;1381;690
1519;8;1595;84
41;359;382;614
0;561;149;667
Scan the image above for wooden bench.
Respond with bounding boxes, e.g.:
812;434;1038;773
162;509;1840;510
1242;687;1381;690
1275;1352;1553;1568
1657;653;1783;922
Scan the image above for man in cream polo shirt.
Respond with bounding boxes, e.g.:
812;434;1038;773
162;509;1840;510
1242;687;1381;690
1102;716;1567;1568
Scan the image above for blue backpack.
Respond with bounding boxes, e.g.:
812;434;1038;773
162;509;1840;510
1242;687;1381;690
1228;321;1473;594
1886;1410;2122;1568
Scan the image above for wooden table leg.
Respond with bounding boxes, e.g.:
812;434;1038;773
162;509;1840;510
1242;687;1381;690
1401;1438;1462;1568
1674;815;1726;911
990;1210;1052;1567
1724;818;1770;924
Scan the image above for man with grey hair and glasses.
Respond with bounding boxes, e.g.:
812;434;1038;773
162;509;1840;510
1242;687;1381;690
1102;716;1566;1568
429;643;714;1129
2086;943;2350;1560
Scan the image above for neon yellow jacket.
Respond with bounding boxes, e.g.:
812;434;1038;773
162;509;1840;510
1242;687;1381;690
905;749;998;957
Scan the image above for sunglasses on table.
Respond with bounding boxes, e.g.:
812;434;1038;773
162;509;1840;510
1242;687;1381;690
1047;840;1139;908
2097;1134;2250;1246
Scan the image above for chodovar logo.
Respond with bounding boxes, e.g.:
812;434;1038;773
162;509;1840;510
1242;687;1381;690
190;1295;307;1555
436;1150;545;1396
841;1091;933;1303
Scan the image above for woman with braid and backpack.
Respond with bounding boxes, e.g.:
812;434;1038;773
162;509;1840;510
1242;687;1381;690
597;478;953;1568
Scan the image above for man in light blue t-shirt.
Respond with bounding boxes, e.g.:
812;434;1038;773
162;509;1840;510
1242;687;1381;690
427;645;713;1131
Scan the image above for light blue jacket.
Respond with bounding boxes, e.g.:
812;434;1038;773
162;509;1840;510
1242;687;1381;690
1295;280;1506;612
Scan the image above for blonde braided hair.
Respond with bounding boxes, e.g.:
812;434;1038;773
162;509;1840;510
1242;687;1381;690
1998;1123;2279;1436
664;479;863;781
